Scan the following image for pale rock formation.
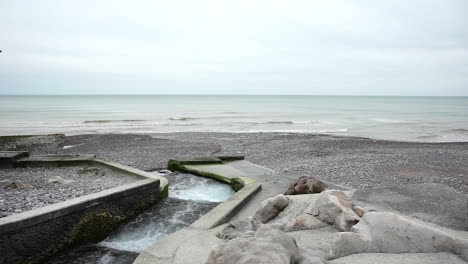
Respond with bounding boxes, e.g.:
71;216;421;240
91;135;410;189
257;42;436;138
330;212;468;261
253;194;289;224
284;214;328;232
206;225;326;264
308;190;360;231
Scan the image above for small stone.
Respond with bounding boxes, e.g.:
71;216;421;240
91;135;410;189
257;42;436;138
4;181;34;190
352;205;366;217
48;176;75;185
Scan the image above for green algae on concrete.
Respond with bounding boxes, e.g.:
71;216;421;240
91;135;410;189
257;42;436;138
168;157;257;189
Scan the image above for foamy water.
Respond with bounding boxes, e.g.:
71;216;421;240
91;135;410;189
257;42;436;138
1;95;467;142
46;173;234;264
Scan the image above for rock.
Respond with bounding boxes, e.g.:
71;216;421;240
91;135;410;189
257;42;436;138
270;194;319;226
217;219;256;240
284;214;328;231
77;167;105;177
285;176;328;195
253;194;289;224
307;190;360;231
330;212;468;261
4;180;34;189
48;176;75;185
206;224;326;264
352;205;366;217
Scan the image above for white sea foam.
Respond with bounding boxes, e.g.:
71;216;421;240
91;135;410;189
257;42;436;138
98;173;233;253
371;118;417;124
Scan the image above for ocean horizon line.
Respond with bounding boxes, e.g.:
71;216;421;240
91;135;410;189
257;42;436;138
1;94;467;97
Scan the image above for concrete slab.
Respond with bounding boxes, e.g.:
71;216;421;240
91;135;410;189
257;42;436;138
191;183;261;229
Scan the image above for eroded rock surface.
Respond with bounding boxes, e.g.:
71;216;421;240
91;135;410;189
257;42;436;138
330;212;468;261
309;190;361;231
206;225;326;264
253;194;289;224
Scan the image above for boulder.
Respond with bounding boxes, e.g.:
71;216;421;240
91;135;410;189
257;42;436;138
285;176;328;195
206;225;326;264
330;212;468;261
4;180;33;189
253;194;289;224
308;190;360;231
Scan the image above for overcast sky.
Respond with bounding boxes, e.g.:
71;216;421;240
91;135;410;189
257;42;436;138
1;0;468;95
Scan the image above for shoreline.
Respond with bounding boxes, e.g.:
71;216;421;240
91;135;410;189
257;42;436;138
3;131;468;144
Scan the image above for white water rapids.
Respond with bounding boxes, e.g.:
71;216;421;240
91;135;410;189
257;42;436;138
46;173;234;264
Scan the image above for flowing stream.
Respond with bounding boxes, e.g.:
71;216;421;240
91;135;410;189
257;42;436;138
45;173;234;264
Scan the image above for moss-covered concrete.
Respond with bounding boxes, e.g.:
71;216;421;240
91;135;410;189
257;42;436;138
168;159;232;185
217;155;245;161
168;157;257;191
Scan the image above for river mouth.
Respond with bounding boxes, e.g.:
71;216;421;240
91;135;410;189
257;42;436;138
44;173;234;264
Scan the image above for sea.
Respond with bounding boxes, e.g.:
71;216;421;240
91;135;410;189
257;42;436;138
0;95;467;142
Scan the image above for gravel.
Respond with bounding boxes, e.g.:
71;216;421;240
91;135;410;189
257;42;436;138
53;133;467;193
7;132;467;228
0;166;141;217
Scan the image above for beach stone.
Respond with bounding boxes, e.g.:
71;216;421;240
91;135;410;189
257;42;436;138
4;181;34;190
330;212;468;261
206;224;326;264
48;176;75;185
308;190;360;231
352;205;366;217
253;194;289;224
285;176;328;195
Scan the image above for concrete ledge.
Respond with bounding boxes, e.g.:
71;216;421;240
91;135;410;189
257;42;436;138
0;179;158;234
0;154;169;264
16;154;97;167
134;157;263;264
94;159;169;197
191;182;261;229
0;151;29;168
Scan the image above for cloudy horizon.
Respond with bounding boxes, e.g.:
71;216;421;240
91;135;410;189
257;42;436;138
1;0;468;95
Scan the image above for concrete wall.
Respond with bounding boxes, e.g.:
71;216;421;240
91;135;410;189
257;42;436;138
0;179;161;264
0;153;168;264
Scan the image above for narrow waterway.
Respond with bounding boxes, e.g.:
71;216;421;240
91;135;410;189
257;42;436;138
45;173;234;264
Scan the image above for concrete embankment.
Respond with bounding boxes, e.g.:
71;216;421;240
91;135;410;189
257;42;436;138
0;151;168;264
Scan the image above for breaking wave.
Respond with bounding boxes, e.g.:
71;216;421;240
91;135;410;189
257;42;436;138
372;118;417;124
83;120;145;123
